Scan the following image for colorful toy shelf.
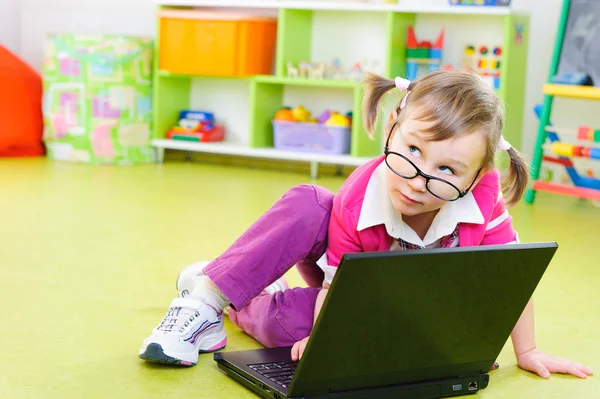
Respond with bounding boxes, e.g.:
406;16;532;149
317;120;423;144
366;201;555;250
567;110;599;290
152;1;529;175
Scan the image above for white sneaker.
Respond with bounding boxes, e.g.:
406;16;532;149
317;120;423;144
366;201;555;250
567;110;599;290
138;295;227;366
140;261;289;366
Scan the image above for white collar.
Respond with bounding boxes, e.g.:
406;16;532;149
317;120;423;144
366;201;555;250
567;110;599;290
357;161;484;246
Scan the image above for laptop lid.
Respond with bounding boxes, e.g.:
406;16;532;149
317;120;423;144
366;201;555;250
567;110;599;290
288;243;558;397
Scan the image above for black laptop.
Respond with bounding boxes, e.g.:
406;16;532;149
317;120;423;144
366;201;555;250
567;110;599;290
215;242;558;399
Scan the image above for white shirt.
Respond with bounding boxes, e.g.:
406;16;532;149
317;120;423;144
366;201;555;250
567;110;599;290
317;161;485;284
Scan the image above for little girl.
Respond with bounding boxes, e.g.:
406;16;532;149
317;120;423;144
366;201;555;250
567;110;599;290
140;70;593;380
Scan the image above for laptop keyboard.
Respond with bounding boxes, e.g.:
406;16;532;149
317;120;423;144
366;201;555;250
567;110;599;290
248;361;297;389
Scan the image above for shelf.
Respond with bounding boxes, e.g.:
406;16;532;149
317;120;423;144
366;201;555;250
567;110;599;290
156;0;513;15
254;75;361;88
152;0;529;165
157;70;252;79
157;72;361;88
543;84;600;101
151;139;373;166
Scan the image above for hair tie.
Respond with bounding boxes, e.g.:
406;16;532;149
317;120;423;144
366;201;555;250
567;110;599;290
395;77;411;91
497;136;512;151
395;77;412;110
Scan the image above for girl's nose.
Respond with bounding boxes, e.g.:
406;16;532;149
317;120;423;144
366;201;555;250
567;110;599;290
408;176;427;192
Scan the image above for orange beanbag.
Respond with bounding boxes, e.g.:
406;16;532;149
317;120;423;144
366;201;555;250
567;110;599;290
0;46;44;157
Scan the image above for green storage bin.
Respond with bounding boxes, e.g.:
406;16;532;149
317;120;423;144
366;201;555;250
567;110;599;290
42;34;154;164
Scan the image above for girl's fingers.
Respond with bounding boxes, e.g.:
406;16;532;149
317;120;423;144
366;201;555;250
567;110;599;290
531;360;551;379
291;342;299;361
298;341;307;360
568;366;588;379
576;364;594;375
547;360;587;379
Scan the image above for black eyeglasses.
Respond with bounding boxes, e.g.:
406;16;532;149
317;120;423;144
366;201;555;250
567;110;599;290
384;122;481;202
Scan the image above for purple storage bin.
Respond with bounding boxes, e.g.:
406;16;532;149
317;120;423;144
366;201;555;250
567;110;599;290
272;121;351;155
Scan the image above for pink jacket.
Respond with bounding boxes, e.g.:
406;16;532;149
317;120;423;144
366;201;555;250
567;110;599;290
326;156;518;267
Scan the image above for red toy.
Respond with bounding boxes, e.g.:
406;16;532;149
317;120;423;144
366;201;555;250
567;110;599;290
166;110;225;142
167;124;225;142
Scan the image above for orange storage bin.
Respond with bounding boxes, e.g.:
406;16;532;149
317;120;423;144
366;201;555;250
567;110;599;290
158;10;277;77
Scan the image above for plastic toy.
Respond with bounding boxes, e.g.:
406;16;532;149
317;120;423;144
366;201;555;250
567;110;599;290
329;58;344;80
463;44;502;89
325;113;351;127
286;58;380;81
528;105;600;202
309;63;326;79
292;105;311;122
286;62;299;78
317;110;332;124
349;63;363;81
405;27;444;81
544;142;600;160
286;61;326;79
166;110;225;142
274;107;352;126
274;108;295;122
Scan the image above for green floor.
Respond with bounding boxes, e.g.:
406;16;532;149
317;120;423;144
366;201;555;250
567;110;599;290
0;158;598;399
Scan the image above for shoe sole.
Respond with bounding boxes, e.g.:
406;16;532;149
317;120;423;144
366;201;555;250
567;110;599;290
139;343;195;366
139;339;227;367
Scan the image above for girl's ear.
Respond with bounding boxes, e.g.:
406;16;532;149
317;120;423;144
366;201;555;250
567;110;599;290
388;110;398;123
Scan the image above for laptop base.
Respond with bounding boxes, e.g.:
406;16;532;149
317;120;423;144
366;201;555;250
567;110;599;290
216;349;489;399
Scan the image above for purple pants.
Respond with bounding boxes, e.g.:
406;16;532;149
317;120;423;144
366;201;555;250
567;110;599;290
204;184;335;348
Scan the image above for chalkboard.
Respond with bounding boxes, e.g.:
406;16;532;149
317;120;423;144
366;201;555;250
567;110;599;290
556;0;600;87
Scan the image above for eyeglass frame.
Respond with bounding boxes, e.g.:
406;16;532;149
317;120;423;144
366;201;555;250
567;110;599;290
384;121;482;202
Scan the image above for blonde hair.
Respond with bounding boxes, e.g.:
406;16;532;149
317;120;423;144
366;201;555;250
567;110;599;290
362;70;528;207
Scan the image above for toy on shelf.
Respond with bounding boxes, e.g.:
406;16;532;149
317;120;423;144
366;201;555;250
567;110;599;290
285;58;380;82
449;0;511;6
272;105;352;154
463;44;502;89
166;110;225;142
286;62;299;78
405;27;444;81
292;105;311;122
287;61;328;79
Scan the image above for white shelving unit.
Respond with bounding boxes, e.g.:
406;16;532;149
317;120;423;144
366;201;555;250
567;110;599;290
153;0;525;177
152;139;373;178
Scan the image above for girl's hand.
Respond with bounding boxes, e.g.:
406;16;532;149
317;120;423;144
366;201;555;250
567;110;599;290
291;336;310;361
517;348;594;379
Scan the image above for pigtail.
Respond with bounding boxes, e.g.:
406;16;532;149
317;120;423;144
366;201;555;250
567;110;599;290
502;147;530;207
362;73;397;138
